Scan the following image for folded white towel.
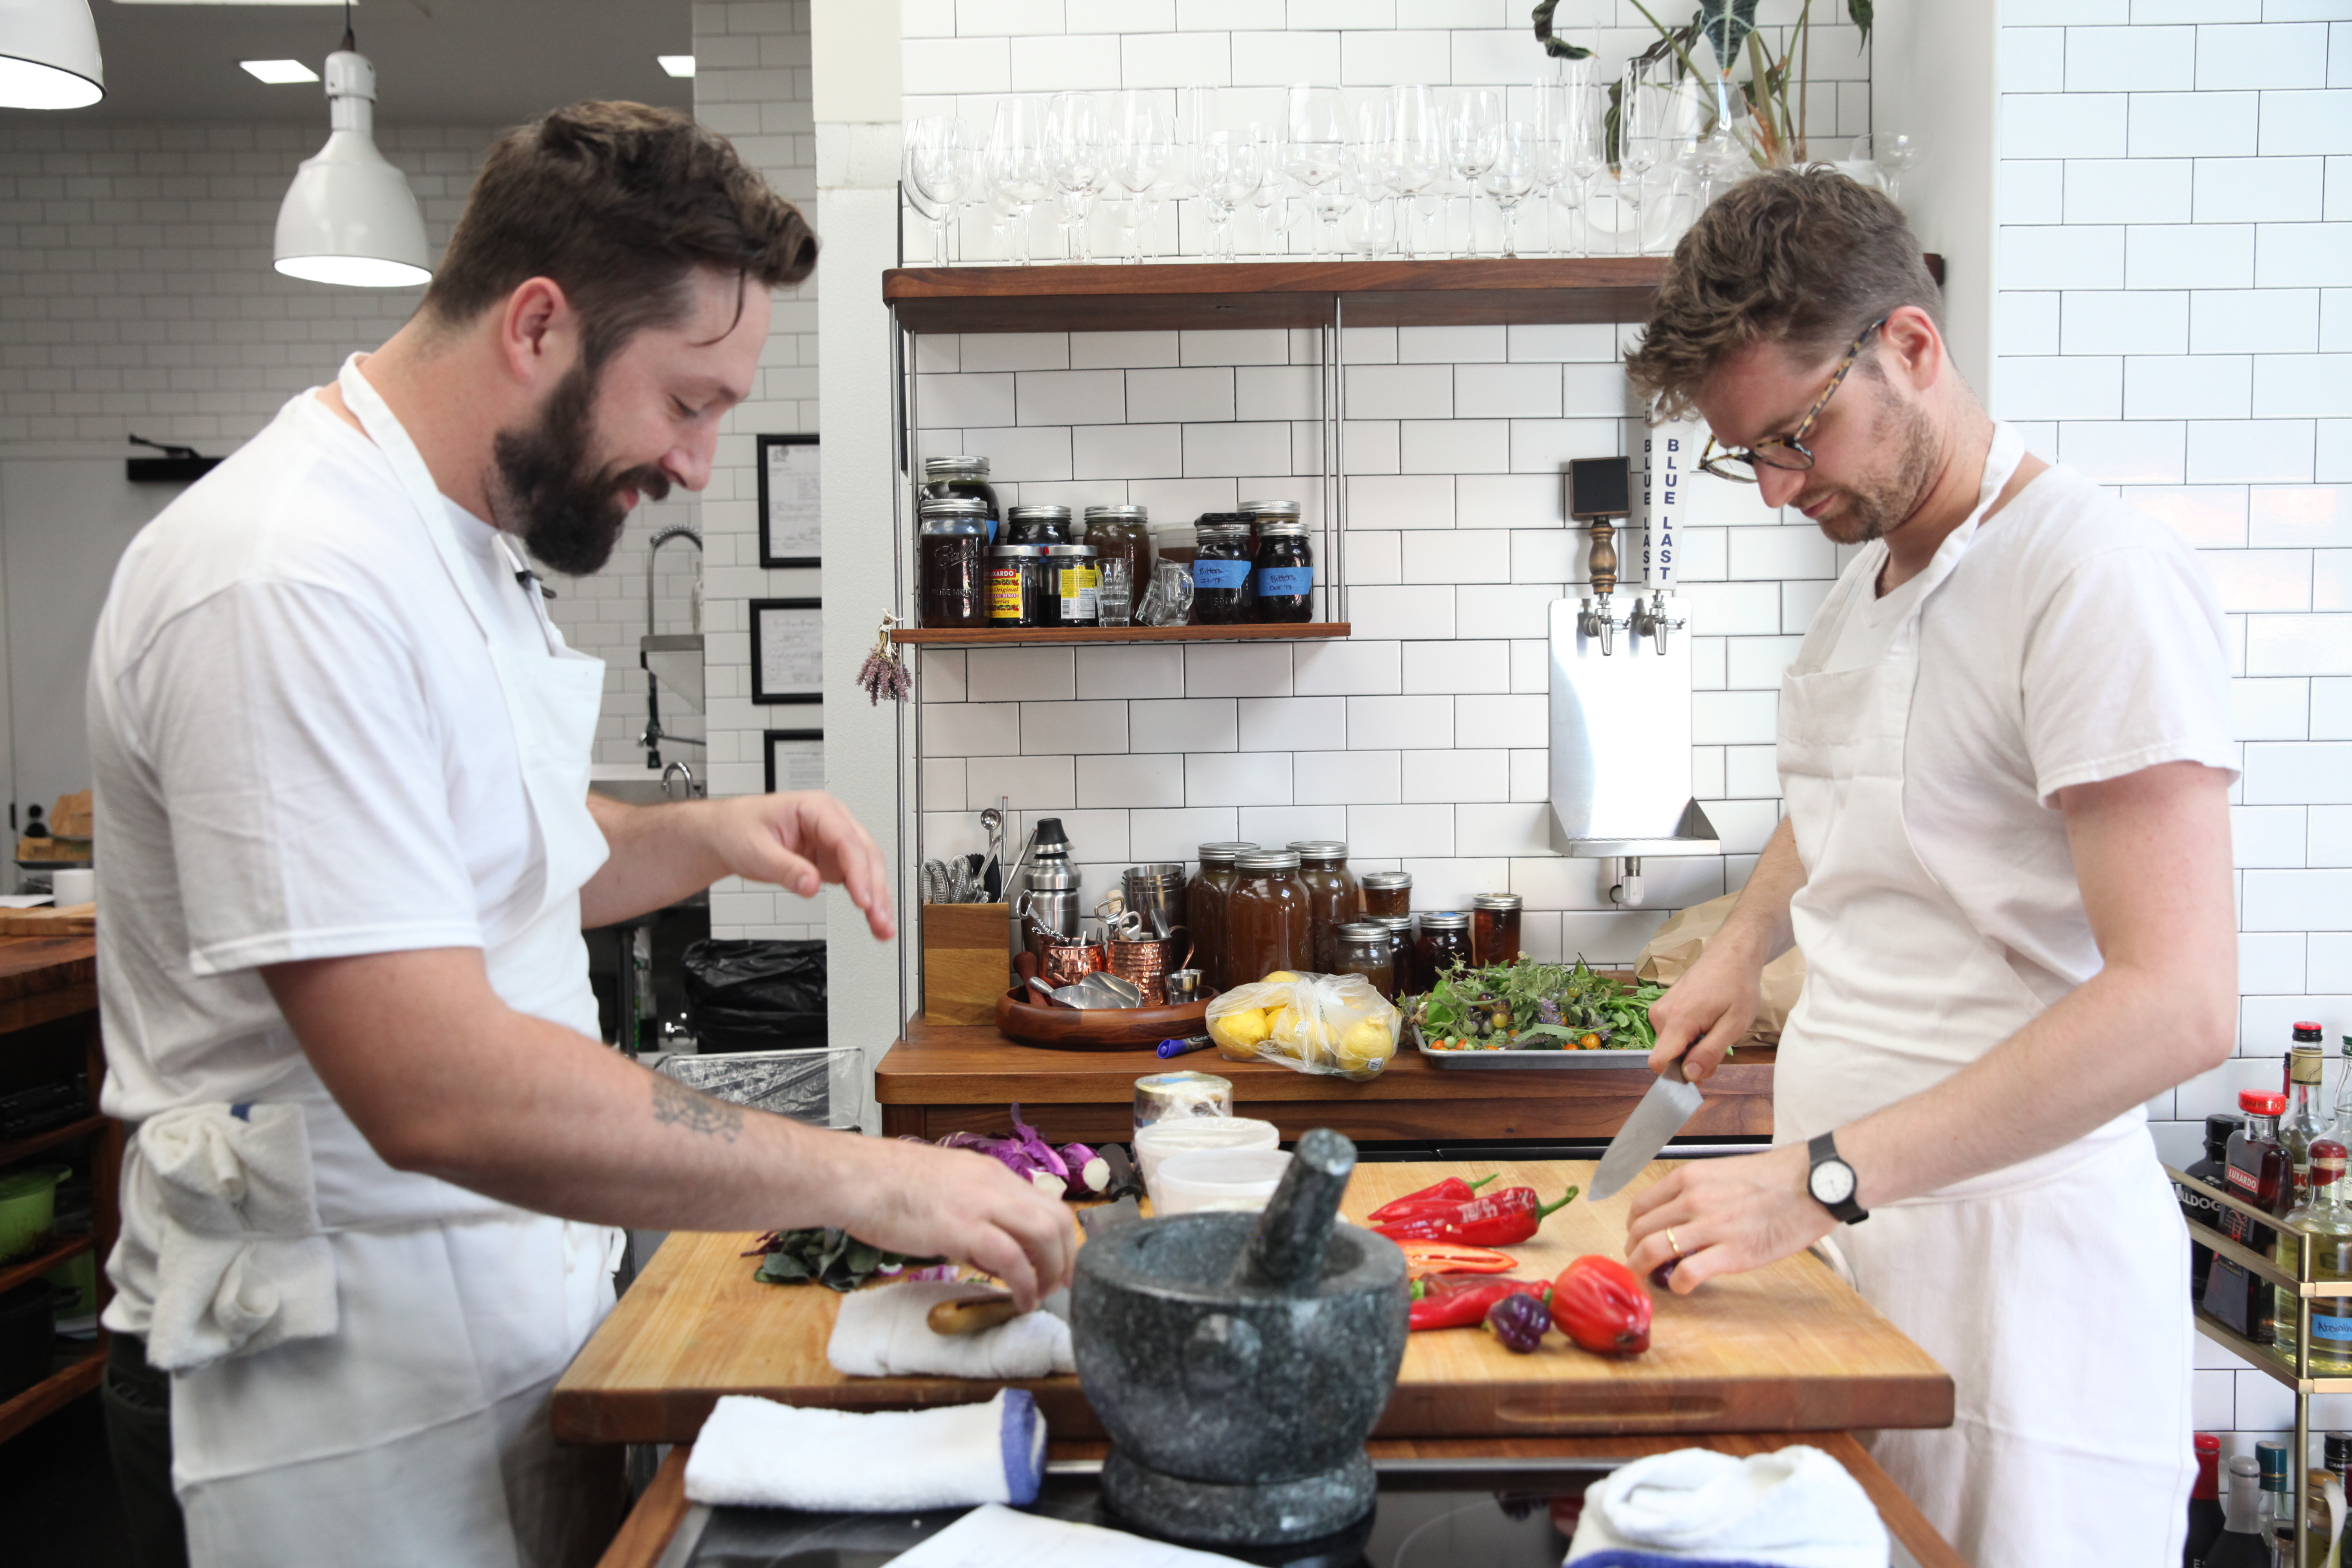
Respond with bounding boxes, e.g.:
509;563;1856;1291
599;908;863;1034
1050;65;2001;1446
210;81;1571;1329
1564;1444;1888;1568
138;1103;337;1372
827;1281;1075;1380
683;1391;1045;1511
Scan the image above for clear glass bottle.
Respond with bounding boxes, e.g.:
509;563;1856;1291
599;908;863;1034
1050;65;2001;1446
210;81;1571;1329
1288;840;1362;972
2277;1138;2352;1373
2286;1028;2332;1205
1185;842;1256;994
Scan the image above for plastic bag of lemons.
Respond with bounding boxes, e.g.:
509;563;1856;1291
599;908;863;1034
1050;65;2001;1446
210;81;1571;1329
1204;970;1401;1082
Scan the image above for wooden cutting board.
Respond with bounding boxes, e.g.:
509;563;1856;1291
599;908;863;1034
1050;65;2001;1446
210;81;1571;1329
551;1159;1952;1445
0;903;93;936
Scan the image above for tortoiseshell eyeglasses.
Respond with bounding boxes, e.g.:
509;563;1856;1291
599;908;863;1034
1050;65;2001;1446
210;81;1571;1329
1697;316;1891;482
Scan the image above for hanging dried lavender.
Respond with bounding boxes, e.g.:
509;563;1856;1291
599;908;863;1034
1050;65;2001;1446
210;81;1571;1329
855;612;913;705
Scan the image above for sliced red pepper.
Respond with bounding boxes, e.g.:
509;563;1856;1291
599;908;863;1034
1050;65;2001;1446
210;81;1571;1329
1373;1184;1581;1248
1368;1173;1496;1223
1396;1240;1521;1278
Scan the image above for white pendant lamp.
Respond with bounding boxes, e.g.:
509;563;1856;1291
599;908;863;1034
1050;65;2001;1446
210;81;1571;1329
273;43;430;288
0;0;103;110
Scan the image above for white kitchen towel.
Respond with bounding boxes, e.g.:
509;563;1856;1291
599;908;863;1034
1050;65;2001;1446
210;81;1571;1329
682;1390;1046;1511
1563;1445;1887;1568
827;1281;1074;1380
136;1102;337;1372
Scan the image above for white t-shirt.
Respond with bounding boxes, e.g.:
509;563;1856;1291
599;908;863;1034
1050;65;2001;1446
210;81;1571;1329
1800;458;2237;1010
89;388;592;1127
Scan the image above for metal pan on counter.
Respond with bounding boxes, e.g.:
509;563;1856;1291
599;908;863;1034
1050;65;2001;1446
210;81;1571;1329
1406;1019;1657;1071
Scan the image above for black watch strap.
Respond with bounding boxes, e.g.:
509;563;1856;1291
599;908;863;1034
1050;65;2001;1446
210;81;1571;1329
1807;1131;1869;1225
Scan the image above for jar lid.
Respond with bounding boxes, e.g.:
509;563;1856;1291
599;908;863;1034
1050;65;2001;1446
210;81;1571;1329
1375;914;1416;931
1287;840;1347;859
924;455;989;479
1241;499;1302;518
1042;543;1100;557
1258;521;1310;538
1236;850;1301;872
1472;892;1523;911
1085;504;1148;522
1199;523;1253;541
1336;921;1390;941
1196;841;1259;864
920;496;990;516
1419;910;1471;930
990;543;1051;558
1360;871;1412;890
1196;511;1248;526
1007;504;1071;522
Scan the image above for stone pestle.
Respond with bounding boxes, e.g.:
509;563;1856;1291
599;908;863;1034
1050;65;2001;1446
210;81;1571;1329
1232;1126;1352;1294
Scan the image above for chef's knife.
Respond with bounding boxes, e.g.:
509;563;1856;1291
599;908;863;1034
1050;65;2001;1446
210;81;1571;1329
1587;1059;1707;1203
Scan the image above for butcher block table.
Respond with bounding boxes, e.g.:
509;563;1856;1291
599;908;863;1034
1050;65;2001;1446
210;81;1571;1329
877;1019;1777;1145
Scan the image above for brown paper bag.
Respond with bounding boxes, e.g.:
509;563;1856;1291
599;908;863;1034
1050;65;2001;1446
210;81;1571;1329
1632;891;1806;1043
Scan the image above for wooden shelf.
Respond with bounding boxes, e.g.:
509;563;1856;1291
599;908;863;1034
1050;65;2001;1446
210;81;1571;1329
0;1233;91;1299
891;620;1349;648
0;1340;103;1446
0;1111;100;1169
883;255;1944;335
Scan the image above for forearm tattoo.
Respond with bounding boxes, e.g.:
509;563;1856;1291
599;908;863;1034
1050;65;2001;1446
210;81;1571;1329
652;1074;743;1143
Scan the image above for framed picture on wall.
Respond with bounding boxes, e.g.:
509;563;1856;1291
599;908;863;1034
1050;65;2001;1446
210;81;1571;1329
758;433;820;567
750;597;823;705
763;729;824;794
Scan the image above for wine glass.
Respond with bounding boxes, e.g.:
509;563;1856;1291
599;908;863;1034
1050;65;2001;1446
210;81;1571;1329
1388;84;1447;260
905;118;975;266
1616;62;1668;256
986;97;1053;266
1556;66;1607;256
1107;91;1174;263
1855;132;1927;204
1250;156;1299;256
1282;86;1347;256
1447;88;1501;256
1481;121;1539;258
1044;91;1106;263
1191;128;1264;261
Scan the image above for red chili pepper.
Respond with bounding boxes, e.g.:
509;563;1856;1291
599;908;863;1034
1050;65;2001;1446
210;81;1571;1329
1407;1275;1551;1332
1550;1255;1653;1355
1372;1184;1580;1247
1397;1241;1521;1278
1368;1173;1497;1223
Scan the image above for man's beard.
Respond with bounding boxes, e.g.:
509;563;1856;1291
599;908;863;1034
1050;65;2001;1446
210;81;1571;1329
489;360;671;576
1792;382;1941;548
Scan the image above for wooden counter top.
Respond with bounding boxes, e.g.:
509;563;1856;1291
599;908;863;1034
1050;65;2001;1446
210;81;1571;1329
0;934;96;1038
877;1017;1776;1144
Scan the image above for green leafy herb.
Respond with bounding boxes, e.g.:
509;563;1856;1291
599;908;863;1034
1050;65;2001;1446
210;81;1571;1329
748;1227;941;1292
1409;958;1670;1053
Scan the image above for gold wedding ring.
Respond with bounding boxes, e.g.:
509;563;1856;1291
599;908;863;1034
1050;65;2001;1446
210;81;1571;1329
1666;1225;1684;1261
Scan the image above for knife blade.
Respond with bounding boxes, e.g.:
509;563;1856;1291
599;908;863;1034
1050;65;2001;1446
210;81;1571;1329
1588;1061;1707;1202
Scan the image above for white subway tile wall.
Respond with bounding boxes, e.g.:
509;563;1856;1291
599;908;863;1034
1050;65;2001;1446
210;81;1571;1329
1996;15;2352;1454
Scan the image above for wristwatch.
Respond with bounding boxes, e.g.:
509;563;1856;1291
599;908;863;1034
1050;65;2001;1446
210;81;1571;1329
1806;1131;1869;1225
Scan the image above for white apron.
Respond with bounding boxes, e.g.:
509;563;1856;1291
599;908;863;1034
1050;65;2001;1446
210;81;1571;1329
164;358;626;1568
1774;424;2192;1568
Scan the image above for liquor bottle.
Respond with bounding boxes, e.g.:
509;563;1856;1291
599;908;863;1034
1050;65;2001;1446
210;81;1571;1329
2187;1432;2224;1566
2208;1091;2290;1342
2286;1033;2333;1204
2208;1455;2275;1568
2185;1112;2249;1305
2329;1431;2352;1492
2278;1140;2352;1372
2260;1441;2293;1560
2335;1036;2352;1133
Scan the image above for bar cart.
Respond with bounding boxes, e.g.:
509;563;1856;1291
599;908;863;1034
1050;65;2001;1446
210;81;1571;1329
2171;1158;2350;1555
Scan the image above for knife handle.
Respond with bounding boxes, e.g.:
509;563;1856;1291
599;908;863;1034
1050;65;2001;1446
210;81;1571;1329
927;1294;1020;1336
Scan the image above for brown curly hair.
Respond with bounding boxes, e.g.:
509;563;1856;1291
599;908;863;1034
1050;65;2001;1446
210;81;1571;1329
1623;168;1942;422
424;101;817;368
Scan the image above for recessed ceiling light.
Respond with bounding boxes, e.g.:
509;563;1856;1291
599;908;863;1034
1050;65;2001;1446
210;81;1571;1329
657;55;694;78
241;59;318;84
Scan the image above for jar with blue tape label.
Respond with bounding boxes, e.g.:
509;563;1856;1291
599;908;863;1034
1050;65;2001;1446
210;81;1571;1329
1192;523;1255;626
1253;520;1314;624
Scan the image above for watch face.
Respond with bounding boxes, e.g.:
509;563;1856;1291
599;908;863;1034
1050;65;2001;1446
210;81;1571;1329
1810;1159;1857;1206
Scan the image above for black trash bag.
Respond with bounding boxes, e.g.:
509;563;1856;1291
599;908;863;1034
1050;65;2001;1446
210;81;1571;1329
682;939;827;1050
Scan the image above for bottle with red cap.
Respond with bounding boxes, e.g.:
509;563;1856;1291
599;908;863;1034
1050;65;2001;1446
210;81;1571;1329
2203;1089;2289;1342
2277;1137;2352;1374
2184;1432;2224;1566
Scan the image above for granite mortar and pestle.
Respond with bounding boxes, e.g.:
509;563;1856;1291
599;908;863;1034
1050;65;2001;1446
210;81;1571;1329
1071;1127;1409;1548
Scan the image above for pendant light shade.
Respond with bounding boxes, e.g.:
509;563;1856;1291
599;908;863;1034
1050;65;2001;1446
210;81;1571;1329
273;50;431;288
0;0;103;110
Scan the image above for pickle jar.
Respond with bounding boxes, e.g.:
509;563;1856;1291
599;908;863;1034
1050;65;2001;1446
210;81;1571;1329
1225;850;1312;987
922;456;999;542
1192;523;1256;626
1376;914;1417;999
1081;505;1154;607
1414;910;1472;992
1287;840;1362;972
987;544;1049;628
1186;841;1258;993
917;497;990;630
1334;921;1398;1001
1253;520;1315;625
1006;503;1071;544
1471;892;1524;967
1041;543;1100;628
1360;870;1412;920
1239;498;1300;542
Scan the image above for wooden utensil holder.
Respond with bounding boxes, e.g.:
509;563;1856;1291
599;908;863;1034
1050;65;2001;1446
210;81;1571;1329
921;902;1011;1026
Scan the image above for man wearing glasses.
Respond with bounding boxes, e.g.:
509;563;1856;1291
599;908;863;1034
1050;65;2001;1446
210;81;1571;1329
1616;169;2235;1562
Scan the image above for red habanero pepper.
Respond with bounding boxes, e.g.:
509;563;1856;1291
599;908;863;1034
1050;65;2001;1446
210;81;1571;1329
1407;1275;1551;1331
1372;1184;1580;1247
1368;1173;1497;1224
1550;1256;1653;1355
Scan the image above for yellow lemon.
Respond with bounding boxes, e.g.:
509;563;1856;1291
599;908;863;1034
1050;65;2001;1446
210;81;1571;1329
1209;1007;1269;1052
1262;970;1302;985
1335;1017;1395;1071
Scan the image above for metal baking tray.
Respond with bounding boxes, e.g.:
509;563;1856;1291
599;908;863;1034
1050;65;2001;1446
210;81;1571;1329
1406;1021;1654;1071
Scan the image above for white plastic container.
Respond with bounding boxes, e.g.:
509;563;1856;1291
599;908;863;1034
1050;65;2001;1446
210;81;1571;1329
1133;1115;1279;1201
1152;1147;1292;1216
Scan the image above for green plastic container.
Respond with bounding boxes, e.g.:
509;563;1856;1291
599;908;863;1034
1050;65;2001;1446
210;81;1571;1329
0;1166;67;1261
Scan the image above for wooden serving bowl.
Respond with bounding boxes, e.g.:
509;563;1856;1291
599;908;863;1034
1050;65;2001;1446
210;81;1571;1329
993;987;1212;1052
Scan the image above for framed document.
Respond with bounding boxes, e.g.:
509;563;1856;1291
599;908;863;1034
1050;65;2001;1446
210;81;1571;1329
750;597;823;705
758;434;820;567
763;729;825;794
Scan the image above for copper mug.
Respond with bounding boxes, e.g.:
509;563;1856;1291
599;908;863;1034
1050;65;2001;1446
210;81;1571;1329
1040;939;1108;988
1109;928;1194;1007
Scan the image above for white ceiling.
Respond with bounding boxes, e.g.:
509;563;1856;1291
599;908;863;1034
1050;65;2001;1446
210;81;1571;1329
16;0;694;126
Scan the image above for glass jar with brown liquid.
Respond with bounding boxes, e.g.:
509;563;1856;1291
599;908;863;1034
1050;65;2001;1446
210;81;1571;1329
1376;915;1417;999
922;456;999;542
1226;850;1311;986
1360;871;1411;920
917;497;990;629
1288;841;1362;973
1471;892;1523;967
1334;921;1397;1000
1186;842;1257;993
1414;910;1471;992
1081;505;1153;605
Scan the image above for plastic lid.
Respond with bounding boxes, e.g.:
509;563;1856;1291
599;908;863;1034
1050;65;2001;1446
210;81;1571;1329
1360;871;1412;889
1032;817;1070;851
1236;850;1300;872
1472;892;1523;910
1419;910;1470;930
924;455;989;477
2297;1021;2326;1041
2242;1090;2288;1114
2196;1433;2220;1454
2316;1140;2348;1179
0;1166;64;1201
2207;1112;2246;1145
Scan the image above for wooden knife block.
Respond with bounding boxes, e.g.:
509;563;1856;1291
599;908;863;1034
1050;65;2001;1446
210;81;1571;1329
921;902;1011;1026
